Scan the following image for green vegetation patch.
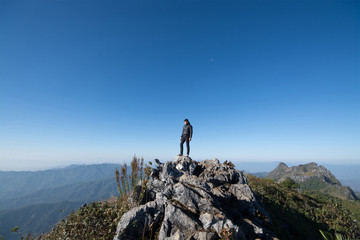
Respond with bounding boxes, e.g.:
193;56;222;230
2;199;128;240
38;199;128;240
247;175;360;240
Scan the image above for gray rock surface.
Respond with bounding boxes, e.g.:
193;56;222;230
114;156;276;240
267;162;340;184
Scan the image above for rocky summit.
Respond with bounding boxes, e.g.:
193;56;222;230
114;156;277;240
267;162;357;200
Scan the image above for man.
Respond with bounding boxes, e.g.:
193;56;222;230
179;119;193;156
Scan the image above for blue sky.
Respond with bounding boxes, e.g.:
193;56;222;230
0;0;359;170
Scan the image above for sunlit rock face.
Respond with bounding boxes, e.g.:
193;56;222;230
114;156;277;240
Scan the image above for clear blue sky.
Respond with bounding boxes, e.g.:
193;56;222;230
0;0;359;170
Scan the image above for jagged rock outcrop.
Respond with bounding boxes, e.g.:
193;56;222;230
267;162;357;200
114;156;277;240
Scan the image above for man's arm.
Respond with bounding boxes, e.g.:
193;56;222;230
180;126;183;140
189;125;193;140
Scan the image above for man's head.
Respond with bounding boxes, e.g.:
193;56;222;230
184;119;189;125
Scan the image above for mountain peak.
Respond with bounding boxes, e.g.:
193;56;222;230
277;162;289;169
267;162;357;200
114;156;277;239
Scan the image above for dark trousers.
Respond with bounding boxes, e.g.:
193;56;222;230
180;135;190;155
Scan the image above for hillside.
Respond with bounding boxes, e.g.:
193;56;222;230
247;175;360;239
267;162;357;200
38;157;360;240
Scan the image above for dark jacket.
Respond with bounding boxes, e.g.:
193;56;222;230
181;123;193;138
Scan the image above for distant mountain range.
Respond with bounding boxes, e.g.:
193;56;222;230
0;201;84;240
0;163;122;240
267;162;357;200
0;177;117;211
340;179;360;194
0;164;122;200
244;162;360;193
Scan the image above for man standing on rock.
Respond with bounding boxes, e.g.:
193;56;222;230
179;119;193;156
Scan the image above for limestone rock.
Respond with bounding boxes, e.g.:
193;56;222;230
267;162;358;200
114;200;164;240
114;156;276;240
